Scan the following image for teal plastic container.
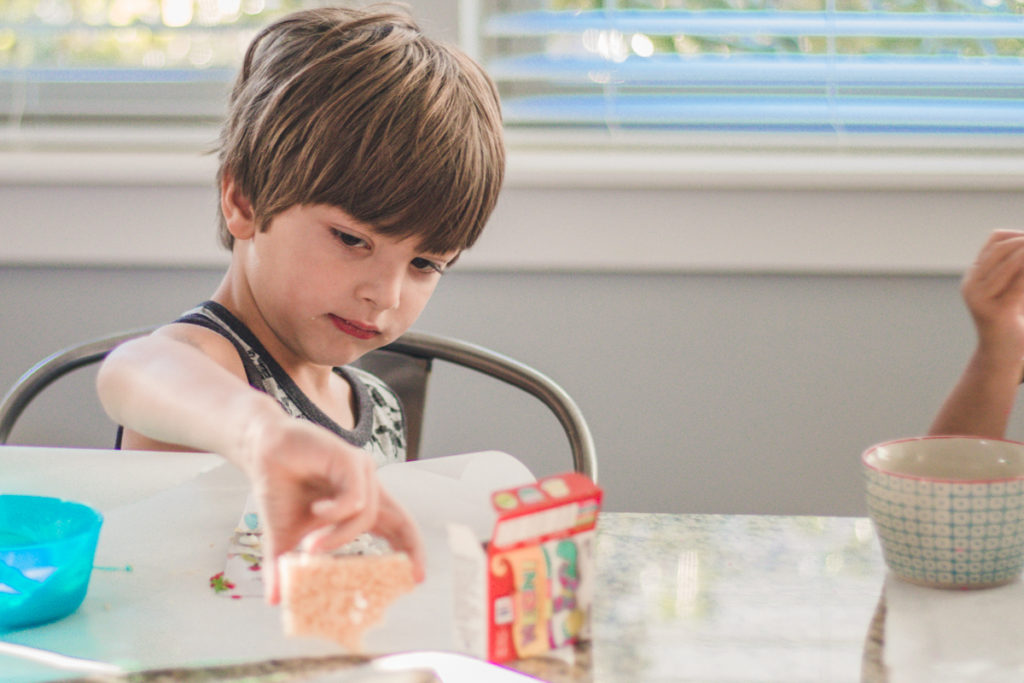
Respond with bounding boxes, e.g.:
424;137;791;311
0;495;103;630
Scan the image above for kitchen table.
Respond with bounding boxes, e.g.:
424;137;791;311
0;446;890;682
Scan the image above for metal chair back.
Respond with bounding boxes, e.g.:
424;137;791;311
0;329;597;482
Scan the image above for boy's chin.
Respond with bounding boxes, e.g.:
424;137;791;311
323;340;389;367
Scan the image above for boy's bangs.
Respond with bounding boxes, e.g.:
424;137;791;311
294;40;503;255
219;6;504;253
308;152;496;256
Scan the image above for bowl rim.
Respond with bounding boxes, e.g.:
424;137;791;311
862;435;1024;483
0;494;103;552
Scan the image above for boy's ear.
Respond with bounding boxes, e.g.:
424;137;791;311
220;174;257;240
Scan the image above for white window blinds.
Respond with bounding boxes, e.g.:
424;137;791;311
3;0;1022;146
464;0;1024;144
0;0;318;129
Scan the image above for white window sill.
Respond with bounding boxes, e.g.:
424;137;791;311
1;130;1022;275
2;135;1024;191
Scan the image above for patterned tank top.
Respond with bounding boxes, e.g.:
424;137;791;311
165;300;406;466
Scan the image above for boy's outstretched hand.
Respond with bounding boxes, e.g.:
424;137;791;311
97;333;426;605
240;417;426;605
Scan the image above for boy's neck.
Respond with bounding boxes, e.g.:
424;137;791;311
210;272;357;429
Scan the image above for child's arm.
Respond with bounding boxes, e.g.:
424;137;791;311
96;329;425;603
930;230;1024;438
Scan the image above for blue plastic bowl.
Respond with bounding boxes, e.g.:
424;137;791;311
0;495;103;630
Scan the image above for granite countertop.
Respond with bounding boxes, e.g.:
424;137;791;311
53;512;887;683
589;513;885;682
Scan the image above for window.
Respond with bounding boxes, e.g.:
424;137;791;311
0;0;318;135
3;0;1022;151
464;0;1024;148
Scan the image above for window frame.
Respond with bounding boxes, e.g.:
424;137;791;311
2;0;1024;278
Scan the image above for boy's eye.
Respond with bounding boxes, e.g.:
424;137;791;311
332;229;366;248
411;257;445;274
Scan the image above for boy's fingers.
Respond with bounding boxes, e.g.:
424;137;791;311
262;540;281;605
312;445;376;520
306;486;380;552
393;528;426;583
302;514;374;553
370;522;425;581
311;494;365;521
373;493;426;582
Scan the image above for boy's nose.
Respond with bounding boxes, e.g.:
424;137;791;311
357;266;403;310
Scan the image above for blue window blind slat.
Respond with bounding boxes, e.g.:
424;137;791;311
474;2;1024;139
0;0;319;125
485;10;1024;39
0;67;236;84
0;21;262;35
487;54;1024;88
504;95;1024;133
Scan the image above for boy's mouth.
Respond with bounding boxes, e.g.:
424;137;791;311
329;315;380;341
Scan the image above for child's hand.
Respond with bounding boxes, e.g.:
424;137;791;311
304;485;426;582
240;417;425;604
929;229;1024;438
96;332;426;603
962;229;1024;365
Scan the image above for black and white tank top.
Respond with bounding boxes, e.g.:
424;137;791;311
116;300;406;466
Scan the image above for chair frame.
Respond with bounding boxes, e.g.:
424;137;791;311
0;329;598;482
0;327;154;446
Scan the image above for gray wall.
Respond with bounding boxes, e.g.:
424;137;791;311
4;0;1021;517
0;263;992;516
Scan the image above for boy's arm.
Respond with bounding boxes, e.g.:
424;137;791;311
930;230;1024;438
97;329;278;455
96;330;425;603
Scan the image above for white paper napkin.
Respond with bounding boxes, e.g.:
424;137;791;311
884;574;1024;682
2;449;537;680
0;446;223;511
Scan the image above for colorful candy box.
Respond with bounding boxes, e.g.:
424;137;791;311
448;472;603;663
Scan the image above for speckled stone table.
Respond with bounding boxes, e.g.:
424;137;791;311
49;513;887;683
589;513;887;682
2;448;892;682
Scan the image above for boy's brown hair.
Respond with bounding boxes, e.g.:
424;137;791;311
217;4;505;254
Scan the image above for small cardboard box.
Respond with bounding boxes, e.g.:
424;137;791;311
448;472;603;663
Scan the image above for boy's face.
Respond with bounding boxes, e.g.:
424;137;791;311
236;202;458;369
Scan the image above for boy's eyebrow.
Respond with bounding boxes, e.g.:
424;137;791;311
323;206;374;231
410;237;461;264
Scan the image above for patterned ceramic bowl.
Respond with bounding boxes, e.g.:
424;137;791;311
863;436;1024;589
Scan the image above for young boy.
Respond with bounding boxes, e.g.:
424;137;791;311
96;5;505;604
930;230;1024;438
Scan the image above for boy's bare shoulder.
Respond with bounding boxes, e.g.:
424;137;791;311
149;321;245;377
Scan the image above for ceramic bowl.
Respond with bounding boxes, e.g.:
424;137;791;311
0;495;103;630
863;436;1024;589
